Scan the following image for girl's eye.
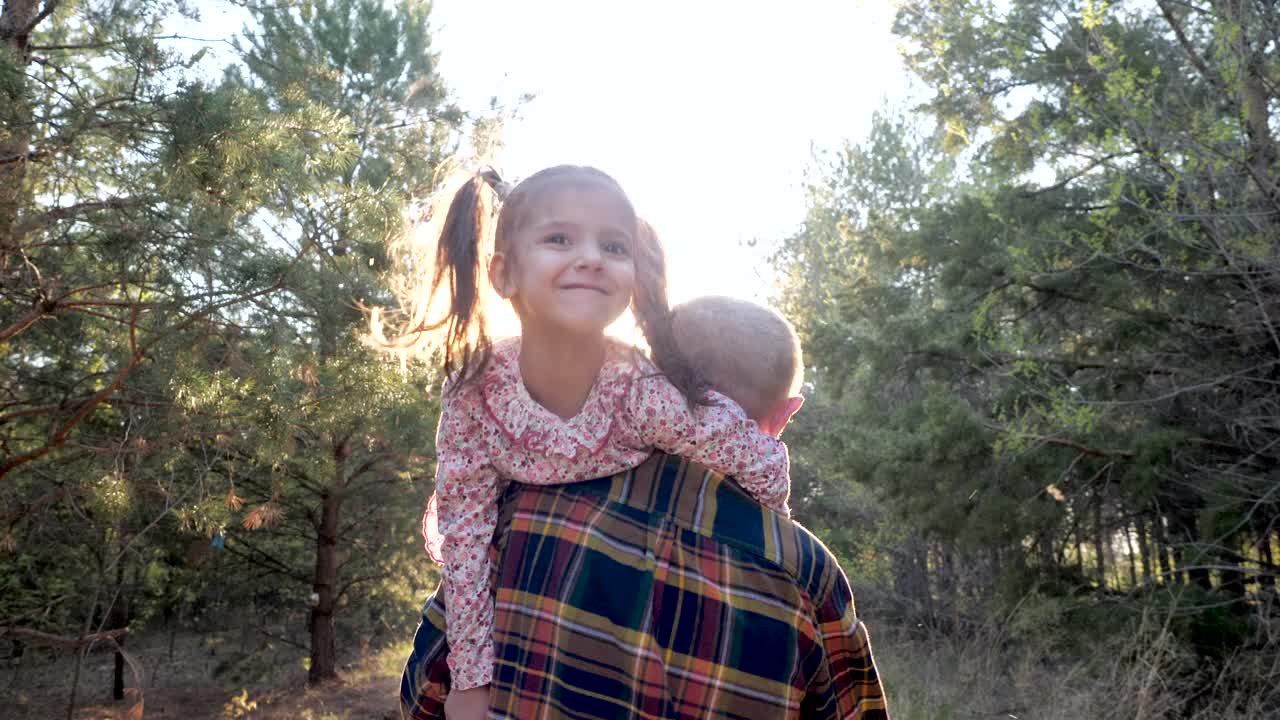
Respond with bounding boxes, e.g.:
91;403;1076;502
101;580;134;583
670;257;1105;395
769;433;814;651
544;233;568;245
604;241;629;256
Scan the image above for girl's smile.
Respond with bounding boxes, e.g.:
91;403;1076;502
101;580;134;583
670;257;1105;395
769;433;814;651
560;283;608;293
490;181;637;338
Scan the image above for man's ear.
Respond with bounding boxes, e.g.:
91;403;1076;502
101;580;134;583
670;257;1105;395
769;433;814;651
489;252;513;299
762;395;805;438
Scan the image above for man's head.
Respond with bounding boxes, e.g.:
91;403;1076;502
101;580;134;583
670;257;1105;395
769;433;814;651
671;296;804;437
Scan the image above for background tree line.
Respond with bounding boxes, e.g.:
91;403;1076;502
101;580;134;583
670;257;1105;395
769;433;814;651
777;1;1279;716
1;0;485;713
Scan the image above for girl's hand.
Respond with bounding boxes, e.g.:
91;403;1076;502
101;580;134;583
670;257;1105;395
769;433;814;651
444;684;489;720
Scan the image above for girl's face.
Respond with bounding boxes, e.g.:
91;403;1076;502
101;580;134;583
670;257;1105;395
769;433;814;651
490;180;637;339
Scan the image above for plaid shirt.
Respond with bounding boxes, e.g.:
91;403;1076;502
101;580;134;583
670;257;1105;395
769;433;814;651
401;452;890;719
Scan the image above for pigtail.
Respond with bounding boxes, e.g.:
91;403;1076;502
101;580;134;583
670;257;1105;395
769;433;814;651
631;219;710;408
430;173;492;388
368;169;507;391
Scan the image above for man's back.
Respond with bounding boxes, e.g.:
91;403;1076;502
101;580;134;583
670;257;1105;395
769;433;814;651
402;452;889;719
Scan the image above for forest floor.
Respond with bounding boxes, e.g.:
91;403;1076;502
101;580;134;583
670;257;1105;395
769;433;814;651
0;630;409;720
2;619;1271;719
1;622;1093;720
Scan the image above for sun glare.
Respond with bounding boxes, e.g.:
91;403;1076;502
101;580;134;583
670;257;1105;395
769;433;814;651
178;0;907;324
431;0;906;312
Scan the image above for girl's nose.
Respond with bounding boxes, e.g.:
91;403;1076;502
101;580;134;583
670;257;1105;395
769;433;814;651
576;243;603;269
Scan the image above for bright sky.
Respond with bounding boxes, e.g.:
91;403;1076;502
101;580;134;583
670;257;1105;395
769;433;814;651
179;0;910;306
429;0;908;304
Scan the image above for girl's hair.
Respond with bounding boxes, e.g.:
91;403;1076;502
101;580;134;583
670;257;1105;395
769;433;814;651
631;218;709;408
372;165;706;406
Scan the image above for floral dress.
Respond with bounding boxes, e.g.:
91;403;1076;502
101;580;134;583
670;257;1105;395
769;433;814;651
425;336;791;690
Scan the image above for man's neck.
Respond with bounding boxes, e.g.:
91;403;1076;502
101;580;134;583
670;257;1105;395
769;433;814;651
517;329;608;421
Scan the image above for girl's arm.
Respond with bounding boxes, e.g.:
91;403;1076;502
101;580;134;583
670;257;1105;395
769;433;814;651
624;375;791;514
431;388;502;691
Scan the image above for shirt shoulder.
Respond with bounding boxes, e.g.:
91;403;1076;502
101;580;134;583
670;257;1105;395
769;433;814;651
655;454;839;605
721;495;839;603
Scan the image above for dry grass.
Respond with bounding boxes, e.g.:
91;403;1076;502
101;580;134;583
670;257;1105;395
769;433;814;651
872;625;1096;720
870;608;1279;720
0;632;412;720
5;613;1276;719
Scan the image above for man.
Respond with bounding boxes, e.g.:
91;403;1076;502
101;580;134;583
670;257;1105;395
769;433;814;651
401;298;890;719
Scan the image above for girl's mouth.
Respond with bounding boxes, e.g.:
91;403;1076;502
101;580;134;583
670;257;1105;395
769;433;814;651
560;284;608;294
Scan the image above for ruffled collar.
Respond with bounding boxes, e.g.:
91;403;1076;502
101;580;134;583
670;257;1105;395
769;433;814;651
480;337;642;460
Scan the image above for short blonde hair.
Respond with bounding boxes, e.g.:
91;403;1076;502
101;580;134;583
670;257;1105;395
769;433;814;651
670;296;803;421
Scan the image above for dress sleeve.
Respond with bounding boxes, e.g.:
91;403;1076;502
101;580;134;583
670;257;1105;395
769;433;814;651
623;375;792;515
431;385;501;690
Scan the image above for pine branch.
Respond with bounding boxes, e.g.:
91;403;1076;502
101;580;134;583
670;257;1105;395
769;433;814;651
14;197;149;237
0;626;127;649
336;571;394;601
1154;1;1227;96
0;486;79;523
0;149;44;164
0;0;60;42
0;279;288;481
222;530;307;583
30;33;237;52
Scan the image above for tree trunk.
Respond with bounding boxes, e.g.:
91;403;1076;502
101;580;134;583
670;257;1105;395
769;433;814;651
1154;512;1176;585
1171;545;1189;587
1219;0;1280;213
936;542;957;632
1259;522;1278;591
1036;531;1055;575
1215;544;1247;609
0;0;42;251
916;537;933;621
1168;507;1211;590
1074;516;1085;577
1123;520;1138;589
1093;489;1107;590
989;546;1003;595
308;437;348;684
1136;513;1153;584
891;534;931;621
67;543;104;720
110;551;129;701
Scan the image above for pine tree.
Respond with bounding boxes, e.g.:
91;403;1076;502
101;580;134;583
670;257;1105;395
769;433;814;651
778;2;1280;651
1;0;478;700
1;0;349;711
205;0;467;682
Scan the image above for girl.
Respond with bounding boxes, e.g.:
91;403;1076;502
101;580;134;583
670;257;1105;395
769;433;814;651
377;165;790;715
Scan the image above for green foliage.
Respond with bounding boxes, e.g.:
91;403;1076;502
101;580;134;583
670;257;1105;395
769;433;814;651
776;3;1280;674
0;0;479;689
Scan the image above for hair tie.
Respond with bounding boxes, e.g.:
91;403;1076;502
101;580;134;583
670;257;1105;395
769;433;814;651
478;167;512;200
